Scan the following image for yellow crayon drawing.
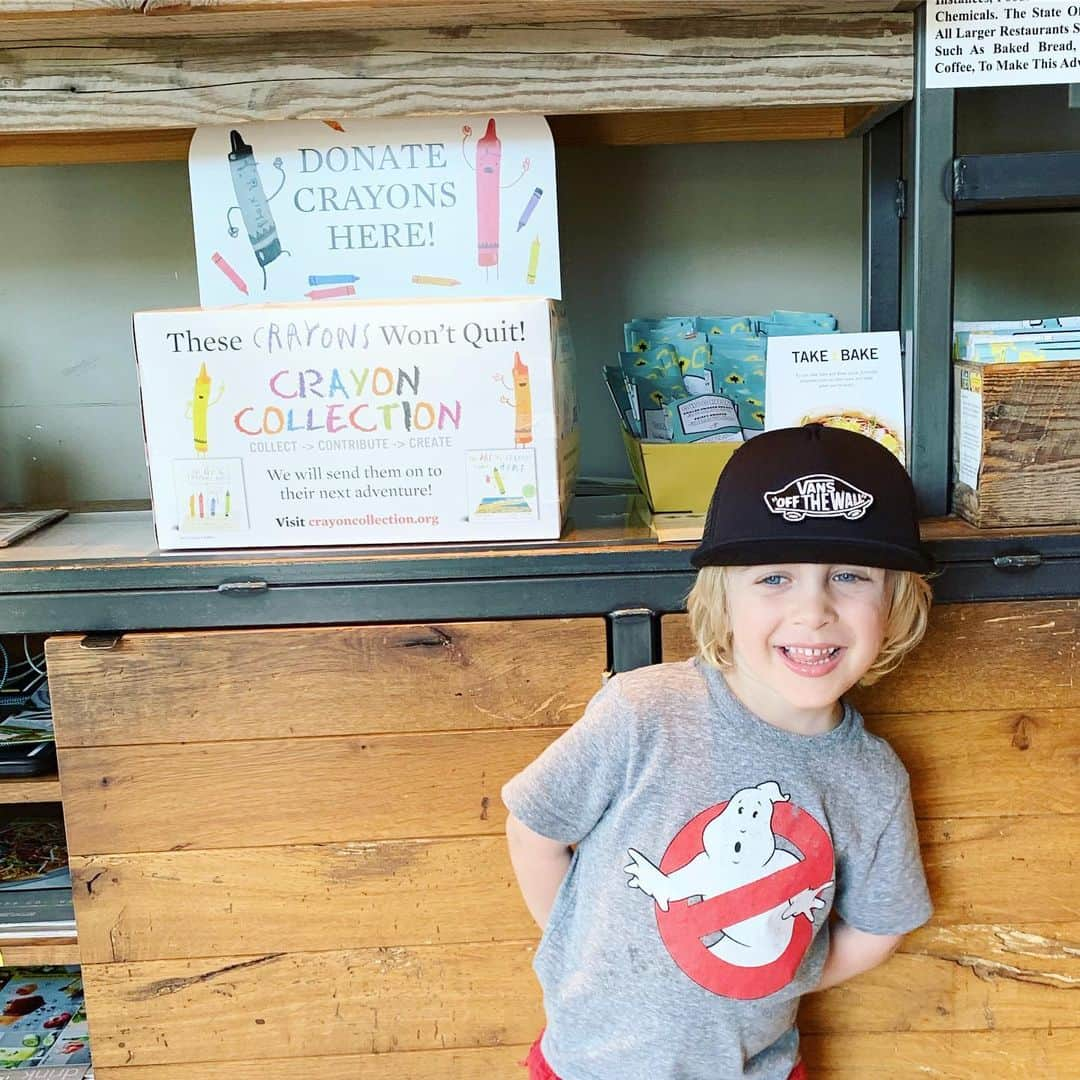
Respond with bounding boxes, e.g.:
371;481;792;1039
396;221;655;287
184;362;225;455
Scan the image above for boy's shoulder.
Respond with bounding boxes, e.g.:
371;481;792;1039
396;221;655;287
842;704;912;796
605;658;707;709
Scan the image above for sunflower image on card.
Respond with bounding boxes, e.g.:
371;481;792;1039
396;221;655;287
800;411;904;462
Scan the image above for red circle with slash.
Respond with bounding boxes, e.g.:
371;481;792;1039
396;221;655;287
654;801;833;1000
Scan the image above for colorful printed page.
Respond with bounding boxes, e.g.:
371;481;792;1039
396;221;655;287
190;116;560;305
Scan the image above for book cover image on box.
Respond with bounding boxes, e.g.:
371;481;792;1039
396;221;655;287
134;298;580;549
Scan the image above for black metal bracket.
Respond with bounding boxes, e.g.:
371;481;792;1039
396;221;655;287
608;608;659;673
953;151;1080;213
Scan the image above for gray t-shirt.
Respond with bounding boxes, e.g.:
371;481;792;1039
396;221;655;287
501;658;932;1080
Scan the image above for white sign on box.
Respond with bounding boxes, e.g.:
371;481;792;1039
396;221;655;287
926;0;1080;88
764;332;906;462
189;115;560;305
133;299;579;550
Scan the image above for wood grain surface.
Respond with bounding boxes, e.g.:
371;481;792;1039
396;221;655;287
84;1030;1080;1079
0;106;875;167
46;619;605;746
662;600;1080;712
69;825;1080;962
53;602;1080;1075
953;360;1080;529
0;2;921;41
77;931;1079;1069
0;13;912;133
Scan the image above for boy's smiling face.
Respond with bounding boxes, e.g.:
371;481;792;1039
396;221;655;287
722;563;890;733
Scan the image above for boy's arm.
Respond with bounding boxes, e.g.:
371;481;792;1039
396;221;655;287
505;812;573;930
812;919;903;992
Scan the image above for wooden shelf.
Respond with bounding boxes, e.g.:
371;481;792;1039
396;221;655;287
0;778;61;805
0;935;78;967
0;104;899;168
0;5;913;147
0;2;921;42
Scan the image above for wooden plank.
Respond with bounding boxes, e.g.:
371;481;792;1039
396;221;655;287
0;940;79;965
47;620;605;747
0;105;866;166
57;704;1080;855
85;1031;1080;1080
549;105;852;146
0;127;195;166
58;727;559;854
78;933;1080;1069
953;360;1080;529
82;941;544;1068
69;836;526;963
901;920;1080;992
869;708;1080;819
69;819;1080;964
0;13;912;134
661;600;1080;711
920;815;1080;924
800;1029;1080;1078
0;3;920;42
0;777;60;803
92;1045;533;1080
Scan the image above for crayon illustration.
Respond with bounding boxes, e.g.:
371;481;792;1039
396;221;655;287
517;187;543;232
323;120;346;133
462;118;532;276
185;362;225;455
476;119;501;268
226;129;287;288
198;493;205;519
306;284;356;300
211;251;249;295
526;235;541;285
495;352;534;446
188;494;196;518
210;496;217;517
492;466;506;494
512;352;533;446
225;490;232;517
412;274;461;287
309;274;360;286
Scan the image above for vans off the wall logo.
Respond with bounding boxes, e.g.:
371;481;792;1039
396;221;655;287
764;474;873;522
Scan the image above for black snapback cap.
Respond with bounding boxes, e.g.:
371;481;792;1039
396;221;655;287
690;424;933;573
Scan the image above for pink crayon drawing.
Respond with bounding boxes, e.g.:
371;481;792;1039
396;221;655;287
306;284;356;300
475;119;502;269
211;251;249;295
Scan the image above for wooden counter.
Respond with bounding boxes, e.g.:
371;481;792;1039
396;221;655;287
39;593;1080;1078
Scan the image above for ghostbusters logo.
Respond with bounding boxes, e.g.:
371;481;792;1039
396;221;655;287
624;781;834;999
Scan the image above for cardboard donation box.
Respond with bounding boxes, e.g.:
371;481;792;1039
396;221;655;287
953;359;1080;528
133;299;579;549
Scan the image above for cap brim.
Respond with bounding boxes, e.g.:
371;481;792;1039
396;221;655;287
689;536;935;574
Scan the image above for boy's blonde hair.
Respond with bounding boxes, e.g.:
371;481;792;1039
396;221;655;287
686;566;933;687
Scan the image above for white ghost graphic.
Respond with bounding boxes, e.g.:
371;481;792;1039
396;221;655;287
625;781;833;967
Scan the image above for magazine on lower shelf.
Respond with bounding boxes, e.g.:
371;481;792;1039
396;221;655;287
0;967;90;1073
0;814;75;938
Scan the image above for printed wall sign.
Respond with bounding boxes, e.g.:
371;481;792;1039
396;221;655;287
926;0;1080;88
189;116;560;306
764;331;905;463
133;299;579;550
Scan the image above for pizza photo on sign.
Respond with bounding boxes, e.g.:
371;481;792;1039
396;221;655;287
624;781;834;1000
800;410;904;461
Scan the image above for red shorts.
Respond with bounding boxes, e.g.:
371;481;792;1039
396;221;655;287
522;1031;808;1080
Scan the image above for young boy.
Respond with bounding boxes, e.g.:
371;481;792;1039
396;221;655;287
501;423;935;1080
